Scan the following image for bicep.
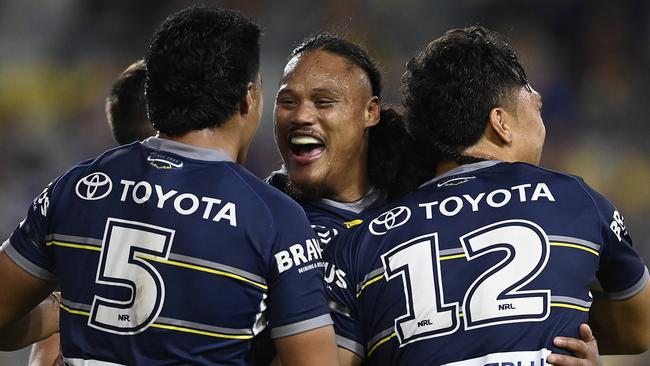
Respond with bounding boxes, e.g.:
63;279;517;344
589;279;650;354
274;325;339;366
0;249;56;327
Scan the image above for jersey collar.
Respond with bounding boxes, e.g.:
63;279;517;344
141;137;234;163
420;160;502;188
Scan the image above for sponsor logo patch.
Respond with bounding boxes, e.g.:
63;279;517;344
369;206;411;235
76;172;112;201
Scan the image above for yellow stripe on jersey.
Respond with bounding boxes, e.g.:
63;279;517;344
439;253;466;261
59;303;90;316
551;303;590;312
550;242;600;256
46;241;101;252
356;274;384;298
138;255;268;290
150;323;254;340
344;219;364;229
367;332;397;357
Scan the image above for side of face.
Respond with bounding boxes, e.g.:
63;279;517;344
499;85;545;164
273;49;379;198
238;75;264;164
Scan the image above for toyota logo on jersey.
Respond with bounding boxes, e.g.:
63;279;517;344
369;206;411;235
76;172;113;200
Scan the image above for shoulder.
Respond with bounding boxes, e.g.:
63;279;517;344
228;164;306;218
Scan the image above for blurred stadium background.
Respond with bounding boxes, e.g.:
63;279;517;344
0;0;648;364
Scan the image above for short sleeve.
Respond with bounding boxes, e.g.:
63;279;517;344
323;229;365;358
265;200;332;338
3;180;59;281
586;185;649;300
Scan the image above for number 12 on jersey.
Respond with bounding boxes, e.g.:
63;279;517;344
380;219;551;346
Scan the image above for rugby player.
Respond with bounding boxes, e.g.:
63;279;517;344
28;59;157;366
105;59;157;145
0;6;338;365
269;33;414;247
324;26;649;365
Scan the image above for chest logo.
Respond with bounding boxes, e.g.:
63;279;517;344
369;206;411;235
76;172;113;200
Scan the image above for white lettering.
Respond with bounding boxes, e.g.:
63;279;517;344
132;181;152;204
155;185;177;208
440;197;463;216
120;180;135;201
419;201;439;219
201;197;221;219
289;244;308;266
531;183;555;201
487;189;511;208
275;251;293;274
463;192;485;212
117;179;238;227
213;202;237;227
174;193;199;215
511;184;532;201
306;239;321;261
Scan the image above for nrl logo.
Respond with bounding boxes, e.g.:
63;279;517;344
147;153;183;170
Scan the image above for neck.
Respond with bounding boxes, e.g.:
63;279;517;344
160;119;243;163
328;148;371;203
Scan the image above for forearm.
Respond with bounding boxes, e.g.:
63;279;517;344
29;332;62;366
0;293;60;351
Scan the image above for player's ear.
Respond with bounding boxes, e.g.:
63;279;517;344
364;96;380;128
487;107;513;145
239;81;255;115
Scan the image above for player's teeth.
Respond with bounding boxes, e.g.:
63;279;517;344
291;136;321;145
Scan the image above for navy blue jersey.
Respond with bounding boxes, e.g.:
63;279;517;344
325;161;649;366
4;138;331;365
266;169;386;248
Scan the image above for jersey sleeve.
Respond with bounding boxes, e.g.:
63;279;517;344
3;180;59;281
322;228;365;358
585;185;649;300
265;200;332;338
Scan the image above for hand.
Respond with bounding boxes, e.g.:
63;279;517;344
546;324;602;366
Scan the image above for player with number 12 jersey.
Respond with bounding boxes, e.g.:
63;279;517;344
324;160;649;365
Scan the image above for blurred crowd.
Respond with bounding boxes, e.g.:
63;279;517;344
0;0;648;364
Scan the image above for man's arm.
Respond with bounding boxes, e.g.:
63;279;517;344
274;325;339;366
589;282;650;354
0;249;58;351
29;333;63;366
337;347;362;366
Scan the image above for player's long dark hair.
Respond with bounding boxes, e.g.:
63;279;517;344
290;33;422;200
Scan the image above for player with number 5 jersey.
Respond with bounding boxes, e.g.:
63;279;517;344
0;7;339;366
324;26;650;366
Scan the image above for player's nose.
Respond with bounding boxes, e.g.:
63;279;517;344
290;102;317;126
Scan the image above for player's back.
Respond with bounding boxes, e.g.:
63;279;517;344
8;138;330;365
326;160;648;365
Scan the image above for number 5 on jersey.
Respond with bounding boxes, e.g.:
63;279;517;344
89;218;175;335
381;219;550;346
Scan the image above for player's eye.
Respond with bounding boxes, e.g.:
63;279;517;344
276;98;297;108
315;99;336;107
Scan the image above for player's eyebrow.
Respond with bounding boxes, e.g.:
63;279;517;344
311;87;339;95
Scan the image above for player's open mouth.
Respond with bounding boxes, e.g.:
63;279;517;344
288;135;325;163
